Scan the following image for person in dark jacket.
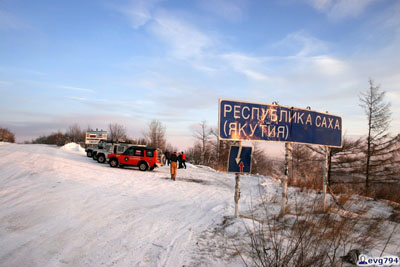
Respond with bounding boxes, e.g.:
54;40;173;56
170;152;178;180
181;151;186;169
164;151;171;166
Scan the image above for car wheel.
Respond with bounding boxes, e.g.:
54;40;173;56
110;158;119;168
139;162;148;171
93;154;98;160
97;154;105;163
87;151;92;157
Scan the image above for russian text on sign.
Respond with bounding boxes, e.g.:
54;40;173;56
219;99;342;147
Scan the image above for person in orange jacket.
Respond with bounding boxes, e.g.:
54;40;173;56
170;152;178;180
178;152;183;169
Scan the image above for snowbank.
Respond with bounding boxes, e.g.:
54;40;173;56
60;142;85;153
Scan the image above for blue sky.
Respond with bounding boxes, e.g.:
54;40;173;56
1;0;399;150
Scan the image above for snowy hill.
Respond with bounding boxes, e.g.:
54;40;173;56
1;142;399;266
0;143;274;266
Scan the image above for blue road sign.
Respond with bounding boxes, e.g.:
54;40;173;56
219;99;342;147
228;146;252;173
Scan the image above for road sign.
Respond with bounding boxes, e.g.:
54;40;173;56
228;145;252;173
219;99;342;147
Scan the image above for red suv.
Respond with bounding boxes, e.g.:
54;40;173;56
107;146;161;171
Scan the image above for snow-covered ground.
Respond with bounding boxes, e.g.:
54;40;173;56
0;142;271;266
0;142;399;266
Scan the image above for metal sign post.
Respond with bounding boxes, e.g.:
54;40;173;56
227;142;252;218
281;142;291;215
226;141;254;218
323;146;330;211
234;172;241;218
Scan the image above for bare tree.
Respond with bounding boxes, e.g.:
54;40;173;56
193;120;212;165
165;143;177;153
144;120;166;151
251;144;273;176
186;143;203;165
32;131;68;146
209;127;219;167
66;124;85;143
214;140;238;171
134;137;148;145
291;144;315;179
108;123;127;141
0;127;15;143
305;136;364;185
359;79;398;192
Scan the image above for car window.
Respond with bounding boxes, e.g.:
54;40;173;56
124;147;135;156
118;146;125;153
134;149;144;156
146;150;154;157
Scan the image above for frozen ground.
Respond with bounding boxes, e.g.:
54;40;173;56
0;142;399;266
0;142;269;266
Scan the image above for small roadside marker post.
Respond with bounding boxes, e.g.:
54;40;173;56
280;142;291;215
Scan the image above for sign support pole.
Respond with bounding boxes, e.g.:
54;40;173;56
234;141;242;218
323;146;330;212
234;173;240;218
280;142;290;215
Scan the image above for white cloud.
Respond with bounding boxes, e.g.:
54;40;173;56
67;96;87;101
117;3;215;60
329;0;376;20
306;0;376;20
149;11;214;59
221;53;270;80
369;1;400;40
59;85;94;93
118;0;161;29
66;96;155;113
381;1;400;30
307;0;332;11
24;80;96;93
275;31;328;57
197;0;247;22
132;72;216;113
241;69;268;81
220;47;347;82
306;55;349;76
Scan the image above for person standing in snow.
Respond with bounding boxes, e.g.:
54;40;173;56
181;151;186;169
164;151;171;166
178;152;183;169
170;152;178;181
